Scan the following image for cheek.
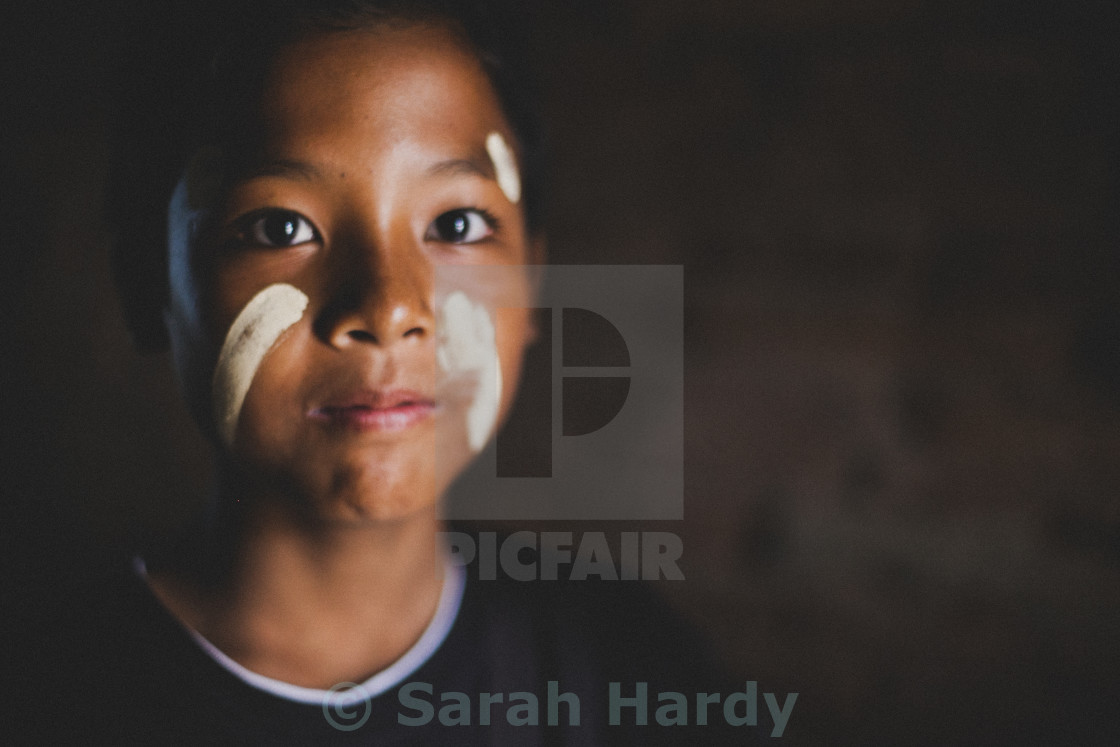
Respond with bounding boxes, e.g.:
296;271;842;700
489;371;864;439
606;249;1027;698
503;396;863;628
211;283;309;447
431;270;536;455
436;291;503;454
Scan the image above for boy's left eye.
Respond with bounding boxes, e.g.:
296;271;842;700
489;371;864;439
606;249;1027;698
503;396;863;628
425;209;496;244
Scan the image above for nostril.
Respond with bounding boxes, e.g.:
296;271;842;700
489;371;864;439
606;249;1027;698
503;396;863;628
403;326;426;339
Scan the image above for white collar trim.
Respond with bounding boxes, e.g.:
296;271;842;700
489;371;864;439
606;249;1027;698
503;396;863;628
132;555;465;705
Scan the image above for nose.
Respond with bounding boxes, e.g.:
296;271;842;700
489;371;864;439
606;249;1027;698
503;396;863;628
316;230;433;348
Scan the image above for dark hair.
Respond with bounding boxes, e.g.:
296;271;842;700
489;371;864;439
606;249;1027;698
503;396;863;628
107;0;544;351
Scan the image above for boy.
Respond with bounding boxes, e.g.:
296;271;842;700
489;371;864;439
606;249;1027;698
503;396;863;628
41;1;765;743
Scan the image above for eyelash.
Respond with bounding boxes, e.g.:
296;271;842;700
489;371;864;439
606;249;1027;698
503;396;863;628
467;207;500;229
232;208;319;249
425;207;501;245
227;205;501;250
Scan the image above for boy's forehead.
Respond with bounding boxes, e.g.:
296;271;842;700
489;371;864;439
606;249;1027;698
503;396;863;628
261;26;503;131
219;26;510;173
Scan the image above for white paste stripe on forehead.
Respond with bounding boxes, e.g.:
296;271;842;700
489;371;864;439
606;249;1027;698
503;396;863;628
212;283;309;447
485;131;521;205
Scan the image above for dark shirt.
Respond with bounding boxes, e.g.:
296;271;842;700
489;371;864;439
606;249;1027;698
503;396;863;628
15;555;766;745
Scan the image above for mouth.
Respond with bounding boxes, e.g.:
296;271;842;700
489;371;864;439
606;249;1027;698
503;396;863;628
308;389;436;432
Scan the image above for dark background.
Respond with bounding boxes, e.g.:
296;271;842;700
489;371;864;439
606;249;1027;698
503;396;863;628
3;0;1119;742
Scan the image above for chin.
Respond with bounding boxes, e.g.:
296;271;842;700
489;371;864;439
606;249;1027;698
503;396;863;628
320;500;438;526
302;469;442;526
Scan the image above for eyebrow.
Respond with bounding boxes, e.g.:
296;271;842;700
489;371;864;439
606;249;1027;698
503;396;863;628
239;159;324;182
426;157;495;181
236;156;496;182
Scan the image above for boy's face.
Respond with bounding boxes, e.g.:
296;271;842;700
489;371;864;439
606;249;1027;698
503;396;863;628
164;24;538;523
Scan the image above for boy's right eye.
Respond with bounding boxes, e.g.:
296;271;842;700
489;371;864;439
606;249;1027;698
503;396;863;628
244;209;318;248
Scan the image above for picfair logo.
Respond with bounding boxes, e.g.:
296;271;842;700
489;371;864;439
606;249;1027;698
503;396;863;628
496;305;633;477
438;265;683;520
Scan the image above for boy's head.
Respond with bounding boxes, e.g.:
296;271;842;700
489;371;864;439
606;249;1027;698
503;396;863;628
109;0;543;352
109;0;545;521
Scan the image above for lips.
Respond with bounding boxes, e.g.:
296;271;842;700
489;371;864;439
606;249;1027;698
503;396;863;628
309;389;436;432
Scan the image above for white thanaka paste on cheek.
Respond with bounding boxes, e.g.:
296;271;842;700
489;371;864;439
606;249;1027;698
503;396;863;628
485;131;521;205
436;291;503;453
212;283;309;447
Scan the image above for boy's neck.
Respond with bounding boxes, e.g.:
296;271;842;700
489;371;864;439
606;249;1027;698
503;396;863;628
147;491;449;690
